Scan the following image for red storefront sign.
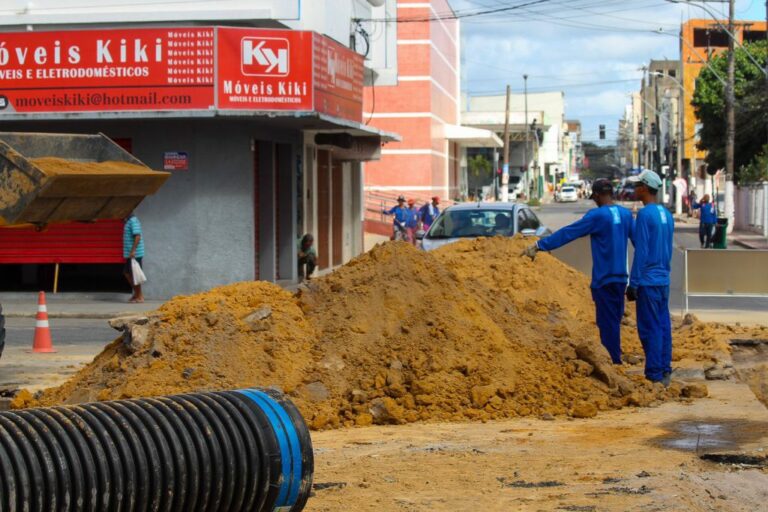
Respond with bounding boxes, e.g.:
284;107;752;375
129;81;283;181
216;27;314;111
0;28;215;113
313;34;364;122
0;27;363;122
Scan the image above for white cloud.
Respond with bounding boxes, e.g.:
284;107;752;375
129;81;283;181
452;0;760;143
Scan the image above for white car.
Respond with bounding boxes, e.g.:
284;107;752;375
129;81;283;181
420;202;550;251
557;186;579;202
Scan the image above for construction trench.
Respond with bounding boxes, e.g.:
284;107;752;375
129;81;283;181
2;237;767;511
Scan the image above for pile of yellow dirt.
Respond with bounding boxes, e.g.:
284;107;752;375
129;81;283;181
22;237;761;429
27;281;316;406
31;157;155;175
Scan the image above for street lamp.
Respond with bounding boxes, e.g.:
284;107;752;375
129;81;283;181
654;29;727;87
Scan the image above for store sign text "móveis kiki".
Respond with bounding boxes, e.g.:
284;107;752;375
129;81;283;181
0;27;362;122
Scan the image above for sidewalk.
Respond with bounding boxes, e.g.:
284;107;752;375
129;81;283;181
1;292;162;318
673;214;768;250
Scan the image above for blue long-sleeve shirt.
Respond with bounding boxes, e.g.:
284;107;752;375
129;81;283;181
536;204;633;288
630;203;674;289
384;205;409;225
419;203;440;225
692;201;717;224
405;207;420;228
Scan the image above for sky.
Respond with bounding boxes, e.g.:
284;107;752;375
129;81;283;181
452;0;765;146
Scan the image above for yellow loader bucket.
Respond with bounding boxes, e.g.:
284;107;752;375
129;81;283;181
0;132;169;227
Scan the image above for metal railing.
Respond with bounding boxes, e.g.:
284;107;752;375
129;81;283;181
364;190;456;224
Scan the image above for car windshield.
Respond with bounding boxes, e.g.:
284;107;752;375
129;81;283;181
427;209;514;239
562;187;575;192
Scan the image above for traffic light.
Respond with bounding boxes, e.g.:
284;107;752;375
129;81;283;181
599;125;606;140
650;123;657;136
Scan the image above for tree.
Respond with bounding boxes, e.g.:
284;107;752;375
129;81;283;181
692;41;767;181
582;142;619;179
468;153;492;178
740;143;768;184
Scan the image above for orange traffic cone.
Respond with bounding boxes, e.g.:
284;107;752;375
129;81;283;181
32;291;56;353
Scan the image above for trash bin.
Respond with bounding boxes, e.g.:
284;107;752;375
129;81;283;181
713;217;728;249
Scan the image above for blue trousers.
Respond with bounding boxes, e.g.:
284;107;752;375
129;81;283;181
636;285;672;381
590;283;625;364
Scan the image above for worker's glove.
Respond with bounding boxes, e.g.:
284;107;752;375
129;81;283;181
626;286;638;302
521;244;539;261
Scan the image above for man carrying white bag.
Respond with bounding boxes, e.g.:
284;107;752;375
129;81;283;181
124;213;146;303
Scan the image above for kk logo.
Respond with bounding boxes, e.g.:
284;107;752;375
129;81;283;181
241;37;289;76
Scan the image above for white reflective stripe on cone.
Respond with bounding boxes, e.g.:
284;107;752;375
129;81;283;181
36;320;49;328
38;305;47;312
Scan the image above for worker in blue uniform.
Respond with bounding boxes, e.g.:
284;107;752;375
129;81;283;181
522;179;633;364
692;194;717;248
626;170;675;386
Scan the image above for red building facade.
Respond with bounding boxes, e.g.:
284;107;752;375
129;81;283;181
363;0;461;235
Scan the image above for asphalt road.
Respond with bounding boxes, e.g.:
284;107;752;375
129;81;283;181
0;318;116;390
535;200;768;320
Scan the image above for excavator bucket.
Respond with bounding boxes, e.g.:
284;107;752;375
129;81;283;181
0;132;169;226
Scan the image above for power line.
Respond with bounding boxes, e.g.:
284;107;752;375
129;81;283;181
466;78;641;94
357;0;554;23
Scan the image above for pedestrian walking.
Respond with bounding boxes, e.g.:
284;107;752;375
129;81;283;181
692;194;717;248
123;213;145;303
297;233;317;281
419;196;440;231
405;198;420;245
522;178;633;364
382;195;409;241
626;170;674;386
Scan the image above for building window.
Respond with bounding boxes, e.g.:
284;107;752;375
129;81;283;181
693;28;729;48
668;69;676;78
744;30;767;43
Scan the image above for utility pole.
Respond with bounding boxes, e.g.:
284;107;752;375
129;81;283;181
523;74;529;199
724;0;736;233
501;85;511;202
654;75;664;202
677;77;684;213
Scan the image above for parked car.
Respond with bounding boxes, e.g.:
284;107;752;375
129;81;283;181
420;202;550;251
556;186;579;202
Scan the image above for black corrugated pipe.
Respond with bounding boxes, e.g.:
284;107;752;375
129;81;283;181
0;388;313;512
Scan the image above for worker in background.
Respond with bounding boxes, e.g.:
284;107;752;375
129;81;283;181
626;170;674;387
123;213;145;303
297;234;317;281
692;194;717;248
382;195;409;241
419;196;441;231
522;179;633;364
405;199;420;245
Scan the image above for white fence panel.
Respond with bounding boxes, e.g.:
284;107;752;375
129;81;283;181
734;182;768;238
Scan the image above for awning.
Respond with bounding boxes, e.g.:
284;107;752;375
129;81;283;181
442;124;502;148
0;109;401;143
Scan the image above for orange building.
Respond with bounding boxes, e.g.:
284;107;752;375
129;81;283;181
680;18;766;179
362;0;462;236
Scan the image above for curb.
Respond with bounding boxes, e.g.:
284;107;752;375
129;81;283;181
731;238;761;250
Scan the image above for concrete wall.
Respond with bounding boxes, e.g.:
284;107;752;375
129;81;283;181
1;118;302;298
